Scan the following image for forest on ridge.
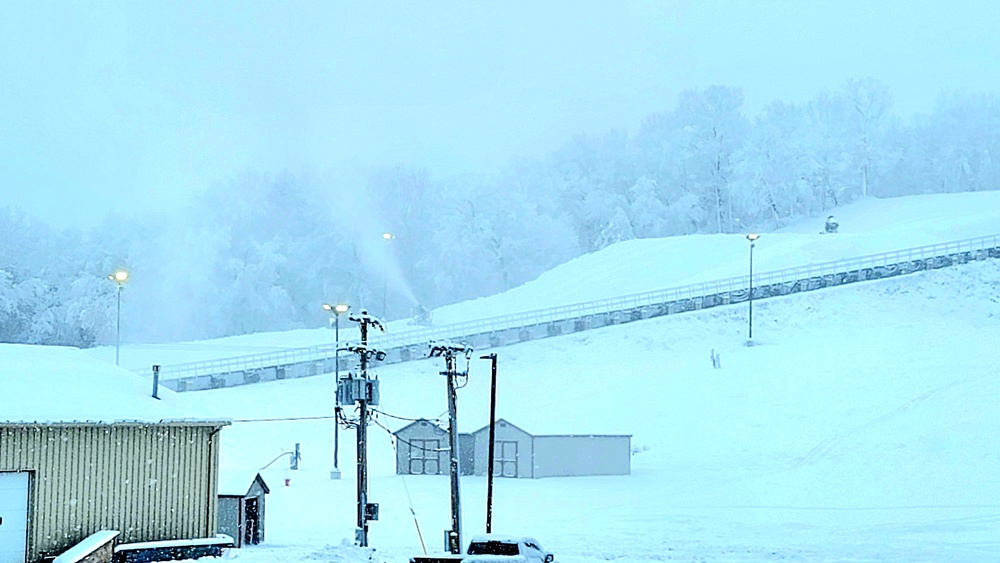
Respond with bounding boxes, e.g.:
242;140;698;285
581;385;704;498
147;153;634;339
2;78;999;347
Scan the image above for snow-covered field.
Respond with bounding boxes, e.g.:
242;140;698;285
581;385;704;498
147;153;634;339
162;194;998;563
7;193;1000;562
178;255;1000;563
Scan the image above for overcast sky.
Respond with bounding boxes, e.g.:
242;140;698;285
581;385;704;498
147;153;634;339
2;1;998;229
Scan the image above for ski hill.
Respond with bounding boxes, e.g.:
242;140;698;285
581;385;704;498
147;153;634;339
41;191;995;562
168;237;1000;562
95;191;1000;374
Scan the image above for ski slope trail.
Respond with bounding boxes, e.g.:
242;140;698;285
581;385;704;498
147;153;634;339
93;192;1000;371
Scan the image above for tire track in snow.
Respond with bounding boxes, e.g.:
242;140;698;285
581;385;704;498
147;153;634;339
792;372;994;468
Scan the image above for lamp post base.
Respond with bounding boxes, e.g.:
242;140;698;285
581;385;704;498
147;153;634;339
330;468;342;480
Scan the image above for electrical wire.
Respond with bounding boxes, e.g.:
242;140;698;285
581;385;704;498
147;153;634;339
381;420;428;554
370;417;449;453
230;414;335;423
370;408;448;425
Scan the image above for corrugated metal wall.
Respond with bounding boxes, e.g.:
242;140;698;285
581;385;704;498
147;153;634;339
0;423;222;562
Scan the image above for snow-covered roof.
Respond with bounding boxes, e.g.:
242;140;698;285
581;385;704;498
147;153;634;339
218;470;269;496
0;344;220;425
393;418;447;435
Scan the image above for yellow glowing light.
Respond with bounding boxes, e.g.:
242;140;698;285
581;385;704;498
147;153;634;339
108;270;129;283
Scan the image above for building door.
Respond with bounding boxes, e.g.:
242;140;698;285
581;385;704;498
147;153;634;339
408;439;441;475
244;497;260;545
493;441;518;478
0;472;29;563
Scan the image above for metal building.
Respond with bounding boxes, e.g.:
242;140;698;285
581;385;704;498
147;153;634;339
0;420;227;562
217;472;270;548
0;344;230;563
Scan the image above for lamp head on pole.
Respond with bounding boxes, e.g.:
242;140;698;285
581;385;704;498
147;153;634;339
323;302;351;315
745;233;760;246
107;269;129;285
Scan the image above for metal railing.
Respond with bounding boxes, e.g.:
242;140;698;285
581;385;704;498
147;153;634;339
151;233;1000;382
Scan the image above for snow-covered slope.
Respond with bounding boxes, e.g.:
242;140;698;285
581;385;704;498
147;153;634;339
179;258;1000;563
429;191;1000;323
92;192;1000;371
7;192;1000;561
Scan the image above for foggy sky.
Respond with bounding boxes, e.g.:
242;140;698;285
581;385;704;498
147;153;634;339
2;1;998;228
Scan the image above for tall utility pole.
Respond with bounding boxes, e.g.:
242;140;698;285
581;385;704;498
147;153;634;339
745;233;760;341
344;310;385;547
429;342;472;555
479;353;498;533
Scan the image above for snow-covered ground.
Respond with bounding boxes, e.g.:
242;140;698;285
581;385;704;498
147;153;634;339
6;193;1000;561
92;191;1000;371
171;254;1000;563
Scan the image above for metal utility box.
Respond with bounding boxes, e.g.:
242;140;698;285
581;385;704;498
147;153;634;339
337;378;380;406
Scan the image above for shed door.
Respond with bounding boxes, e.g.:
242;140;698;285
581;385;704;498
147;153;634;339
494;441;518;478
409;439;441;475
244;497;260;545
0;472;29;563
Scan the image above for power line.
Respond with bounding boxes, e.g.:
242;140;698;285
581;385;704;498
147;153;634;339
370;417;449;453
230;414;336;423
371;408;448;425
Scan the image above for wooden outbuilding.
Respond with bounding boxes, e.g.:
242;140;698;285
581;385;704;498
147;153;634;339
217;472;270;547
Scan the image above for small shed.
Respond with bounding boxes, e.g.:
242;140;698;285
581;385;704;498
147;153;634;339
393;419;448;475
217;472;270;547
471;419;534;478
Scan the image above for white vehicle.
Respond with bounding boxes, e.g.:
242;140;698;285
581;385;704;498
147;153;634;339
464;535;555;563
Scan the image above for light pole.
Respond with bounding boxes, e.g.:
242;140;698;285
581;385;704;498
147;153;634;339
745;234;760;342
107;269;129;366
381;232;395;320
323;302;350;480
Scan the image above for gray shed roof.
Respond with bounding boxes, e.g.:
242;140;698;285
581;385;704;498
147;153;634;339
392;418;448;435
218;471;270;497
